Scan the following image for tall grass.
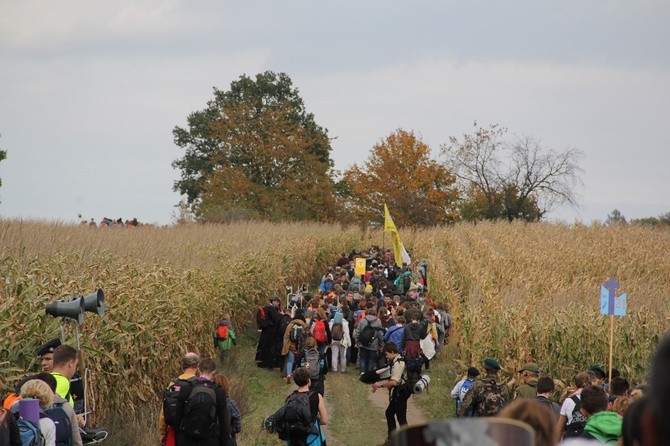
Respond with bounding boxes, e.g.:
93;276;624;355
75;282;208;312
1;218;668;429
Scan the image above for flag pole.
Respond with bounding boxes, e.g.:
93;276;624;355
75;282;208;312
608;314;614;384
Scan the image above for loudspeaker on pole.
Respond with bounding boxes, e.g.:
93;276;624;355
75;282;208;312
82;289;105;317
45;298;85;325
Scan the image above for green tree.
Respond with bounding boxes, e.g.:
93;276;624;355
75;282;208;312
606;209;627;226
442;123;584;222
172;71;335;222
339;129;459;227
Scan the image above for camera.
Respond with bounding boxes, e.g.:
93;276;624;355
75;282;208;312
413;374;431;394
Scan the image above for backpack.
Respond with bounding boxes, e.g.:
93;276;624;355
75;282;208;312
179;381;219;439
18;418;45;446
474;378;507;416
359;322;384;347
162;377;196;426
270;391;316;442
331;323;344;341
43;402;73;446
459;378;475;416
302;348;322;380
312;320;327;344
216;323;229;341
563;395;587;438
290;324;303;344
403;274;411;292
256;306;270;329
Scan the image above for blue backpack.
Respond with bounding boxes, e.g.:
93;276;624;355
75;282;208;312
458;378;475;417
43;402;73;446
18;417;46;446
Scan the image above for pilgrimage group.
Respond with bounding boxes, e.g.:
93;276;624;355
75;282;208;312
2;246;670;446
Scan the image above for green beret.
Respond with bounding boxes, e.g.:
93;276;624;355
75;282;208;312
518;363;540;373
483;357;501;370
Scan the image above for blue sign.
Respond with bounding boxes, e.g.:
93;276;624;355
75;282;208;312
600;277;627;316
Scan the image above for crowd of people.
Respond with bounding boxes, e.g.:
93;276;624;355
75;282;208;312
0;340;94;446
253;246;451;445
78;216;141;228
4;245;670;446
251;246;670;446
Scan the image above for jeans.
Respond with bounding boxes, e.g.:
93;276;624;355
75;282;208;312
284;350;295;377
359;348;378;373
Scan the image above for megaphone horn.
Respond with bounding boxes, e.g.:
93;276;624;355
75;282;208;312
82;289;105;317
45;298;85;325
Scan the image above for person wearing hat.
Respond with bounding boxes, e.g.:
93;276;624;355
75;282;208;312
458;357;509;417
589;364;607;387
38;338;62;373
514;363;540;400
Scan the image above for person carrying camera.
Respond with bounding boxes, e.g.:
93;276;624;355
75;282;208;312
371;342;411;444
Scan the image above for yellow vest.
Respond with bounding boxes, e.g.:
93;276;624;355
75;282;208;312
52;372;74;406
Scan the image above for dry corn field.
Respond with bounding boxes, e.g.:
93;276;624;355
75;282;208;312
1;219;668;424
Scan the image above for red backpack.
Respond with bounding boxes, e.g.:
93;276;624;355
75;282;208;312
312;320;327;344
216;323;229;340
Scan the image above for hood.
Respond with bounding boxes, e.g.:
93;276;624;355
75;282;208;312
584;411;622;444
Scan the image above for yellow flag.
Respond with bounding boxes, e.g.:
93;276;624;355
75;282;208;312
384;204;397;233
384;204;411;266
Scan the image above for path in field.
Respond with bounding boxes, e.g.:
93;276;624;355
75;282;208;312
367;383;427;427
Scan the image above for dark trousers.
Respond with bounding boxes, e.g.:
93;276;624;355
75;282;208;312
385;388;410;436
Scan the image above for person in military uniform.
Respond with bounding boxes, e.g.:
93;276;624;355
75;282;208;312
458;357;510;417
514;363;540;400
38;338;62;372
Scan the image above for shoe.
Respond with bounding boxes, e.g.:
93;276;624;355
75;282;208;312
285;375;292;384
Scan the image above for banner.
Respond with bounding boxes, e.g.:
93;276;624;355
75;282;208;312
354;257;366;276
384;204;411;266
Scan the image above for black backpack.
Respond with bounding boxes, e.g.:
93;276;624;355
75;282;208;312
43;402;73;446
271;391;316;442
179;381;220;439
359;322;384;347
563;395;587;438
162;377;197;426
290;324;303;344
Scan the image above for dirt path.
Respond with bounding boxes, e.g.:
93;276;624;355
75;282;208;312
367;384;427;425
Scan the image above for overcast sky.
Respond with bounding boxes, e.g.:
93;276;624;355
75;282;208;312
1;1;668;225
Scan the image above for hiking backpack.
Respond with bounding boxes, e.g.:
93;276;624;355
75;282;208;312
474;378;507;416
43;402;73;446
290;324;303;344
270;391;316;442
179;381;219;439
216;323;229;341
563;395;587;438
162;377;196;426
302;348;323;380
459;378;475;416
359;323;383;347
331;323;344;341
312;320;327;344
18;417;46;446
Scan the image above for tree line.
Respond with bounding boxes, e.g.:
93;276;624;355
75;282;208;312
172;71;585;227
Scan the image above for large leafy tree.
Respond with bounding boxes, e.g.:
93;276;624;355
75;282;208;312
442;123;584;222
339;129;459;227
172;71;335;222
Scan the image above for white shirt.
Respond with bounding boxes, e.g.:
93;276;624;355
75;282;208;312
559;391;581;424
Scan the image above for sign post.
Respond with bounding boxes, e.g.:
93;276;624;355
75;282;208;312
600;277;627;384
